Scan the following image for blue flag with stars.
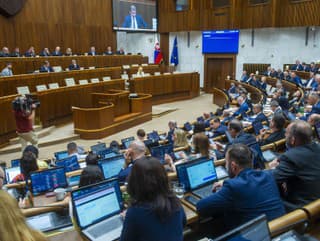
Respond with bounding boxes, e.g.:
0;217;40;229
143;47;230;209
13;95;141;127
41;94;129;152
170;36;179;66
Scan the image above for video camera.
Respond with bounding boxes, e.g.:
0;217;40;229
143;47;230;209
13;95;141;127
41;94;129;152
12;95;40;113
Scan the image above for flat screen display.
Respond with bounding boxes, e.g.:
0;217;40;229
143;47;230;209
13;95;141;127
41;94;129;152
202;30;240;54
112;0;157;32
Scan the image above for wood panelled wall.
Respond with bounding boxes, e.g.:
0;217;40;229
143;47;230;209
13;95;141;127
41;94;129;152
158;0;320;33
0;0;116;54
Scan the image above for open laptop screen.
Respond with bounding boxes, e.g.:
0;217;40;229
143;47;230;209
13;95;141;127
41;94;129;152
213;215;270;241
147;131;160;142
11;159;20;167
55;155;80;172
91;143;107;154
54;151;69;161
150;144;174;164
121;136;135;149
5;166;21;183
185;158;217;190
97;148;118;159
30;167;67;196
98;155;125;180
72;179;123;229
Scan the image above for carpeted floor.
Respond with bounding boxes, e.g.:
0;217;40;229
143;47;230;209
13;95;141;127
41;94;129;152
0;93;217;165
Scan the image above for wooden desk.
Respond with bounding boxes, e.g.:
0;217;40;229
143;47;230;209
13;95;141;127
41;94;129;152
212;87;229;107
128;72;200;105
0;55;148;75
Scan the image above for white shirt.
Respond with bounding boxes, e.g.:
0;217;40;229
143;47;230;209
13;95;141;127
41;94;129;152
131;16;138;29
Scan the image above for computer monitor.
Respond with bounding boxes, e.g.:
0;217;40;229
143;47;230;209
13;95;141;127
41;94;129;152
213;215;270;241
5;166;21;183
55;155;80;172
98;155;125;180
54;151;69;161
121;136;135;149
150;144;174;164
90;143;107;154
143;139;159;151
30;167;68;196
67;175;81;187
11;159;20;167
97;148;118;159
197;116;205;123
147;131;160;142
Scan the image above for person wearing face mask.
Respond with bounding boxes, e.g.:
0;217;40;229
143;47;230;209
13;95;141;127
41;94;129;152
118;140;146;183
196;144;285;230
271;120;320;208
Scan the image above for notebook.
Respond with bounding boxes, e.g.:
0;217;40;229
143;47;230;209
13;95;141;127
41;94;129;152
147;131;160;142
54;151;69;161
150;143;174;164
11;159;20;167
30;167;68;196
97;148;118;159
91;143;107;154
72;179;124;241
121;136;135;149
176;157;221;199
55;155;80;172
98;155;125;180
5;166;21;183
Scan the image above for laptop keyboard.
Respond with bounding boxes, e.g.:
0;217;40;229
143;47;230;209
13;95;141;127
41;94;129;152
193;185;213;199
88;216;123;239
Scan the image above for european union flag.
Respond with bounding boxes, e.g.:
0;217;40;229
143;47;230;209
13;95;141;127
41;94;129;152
170;36;179;66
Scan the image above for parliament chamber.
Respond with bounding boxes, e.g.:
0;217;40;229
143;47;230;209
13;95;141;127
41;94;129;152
1;0;320;241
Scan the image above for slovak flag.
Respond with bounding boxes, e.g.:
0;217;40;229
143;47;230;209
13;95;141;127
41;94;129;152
154;41;163;64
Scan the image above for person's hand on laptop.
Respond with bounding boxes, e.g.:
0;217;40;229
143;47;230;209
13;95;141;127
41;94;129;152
212;181;224;192
268;158;279;169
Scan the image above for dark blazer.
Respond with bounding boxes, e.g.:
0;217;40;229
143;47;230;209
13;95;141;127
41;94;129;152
290;76;302;86
290;64;303;71
122;14;147;29
52;51;62;56
197;169;285;229
212;124;227;138
40;51;51;56
254;112;269;124
88;52;98;56
273;143;320;206
259;129;285;146
39;65;54;73
233;102;249;117
305;78;317;88
120;205;186;241
10;52;20;57
310;67;318;73
105;51;113;55
69;64;80;71
24;51;35;57
240;74;248;82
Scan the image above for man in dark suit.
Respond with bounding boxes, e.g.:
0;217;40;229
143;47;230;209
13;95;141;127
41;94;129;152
209;118;227;138
302;62;310;72
290;60;303;71
258;114;286;146
52;46;62;56
289;72;302;86
252;104;268;124
270;100;283;116
69;59;80;71
122;5;147;29
105;46;113;55
116;47;125;55
232;96;249;117
10;47;20;57
88;46;98;56
40;47;51;56
39;60;54;73
197;143;285;229
0;47;10;57
272;121;320;208
310;62;318;73
24;46;36;57
227;120;256;147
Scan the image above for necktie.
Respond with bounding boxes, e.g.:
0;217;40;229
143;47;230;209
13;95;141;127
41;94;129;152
133;16;136;29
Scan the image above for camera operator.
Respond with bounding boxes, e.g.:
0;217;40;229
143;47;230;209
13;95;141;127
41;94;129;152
13;96;38;152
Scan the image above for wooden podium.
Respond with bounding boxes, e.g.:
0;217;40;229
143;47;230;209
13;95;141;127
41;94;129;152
72;91;152;139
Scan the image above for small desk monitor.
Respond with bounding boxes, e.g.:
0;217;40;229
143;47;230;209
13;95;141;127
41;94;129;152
121;136;135;149
55;155;80;172
54;151;69;161
98;155;125;180
150;144;174;164
90;143;107;154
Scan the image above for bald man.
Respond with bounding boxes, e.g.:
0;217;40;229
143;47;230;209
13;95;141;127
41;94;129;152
118;140;146;182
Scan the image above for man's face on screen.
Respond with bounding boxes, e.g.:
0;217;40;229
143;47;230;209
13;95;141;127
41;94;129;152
130;7;136;16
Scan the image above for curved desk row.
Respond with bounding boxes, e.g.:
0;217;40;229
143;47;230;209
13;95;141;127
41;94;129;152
0;55;148;75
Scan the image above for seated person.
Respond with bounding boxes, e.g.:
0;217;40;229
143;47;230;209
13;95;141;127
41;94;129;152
116;47;125;55
69;59;80;71
166;120;177;143
290;60;303;71
11;47;20;57
173;128;189;148
289;72;302;86
136;66;144;77
196;144;285;230
308;113;320;127
270;100;283;116
270;68;278;78
209;118;227;138
65;48;73;56
245;73;254;83
24;46;36;57
272;81;287;97
289;90;302;106
310;62;318;73
88;46;97;56
85;153;99;166
281;71;291;81
105;46;113;55
191;133;216;160
0;47;10;57
1;62;13;76
263;66;272;77
223;96;249;119
247;75;260;88
67;142;87;160
299;92;320;121
272;121;320;208
39;60;54;73
202;112;212;128
251;103;268;124
193;122;206;134
257;114;286;146
228;83;239;99
23;145;48;169
259;76;267;91
0;191;47;241
118;140;146;183
302;62;310;72
12;152;38;183
120;157;186;241
240;70;248;82
304;72;317;89
136;128;146;141
40;47;50;56
52;46;62;56
79;165;104;187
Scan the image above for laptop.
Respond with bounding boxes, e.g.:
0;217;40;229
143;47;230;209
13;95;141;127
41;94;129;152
213;214;271;241
262;149;279;162
150;143;175;164
147;131;160;142
5;166;21;183
27;211;72;233
98;155;125;180
97;148;118;159
143;139;160;151
71;179;124;241
55;155;80;172
54;151;69;161
121;136;135;149
30;167;68;196
67;174;81;187
91;143;107;154
11;159;20;167
176;157;220;199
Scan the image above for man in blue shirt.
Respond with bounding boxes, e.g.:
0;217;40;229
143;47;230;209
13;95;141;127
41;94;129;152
196;143;285;229
118;140;146;183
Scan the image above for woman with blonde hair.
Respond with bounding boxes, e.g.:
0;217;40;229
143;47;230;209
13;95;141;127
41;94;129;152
173;128;188;148
0;190;47;241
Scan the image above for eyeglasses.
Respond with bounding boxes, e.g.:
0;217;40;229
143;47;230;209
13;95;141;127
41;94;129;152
0;176;4;180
